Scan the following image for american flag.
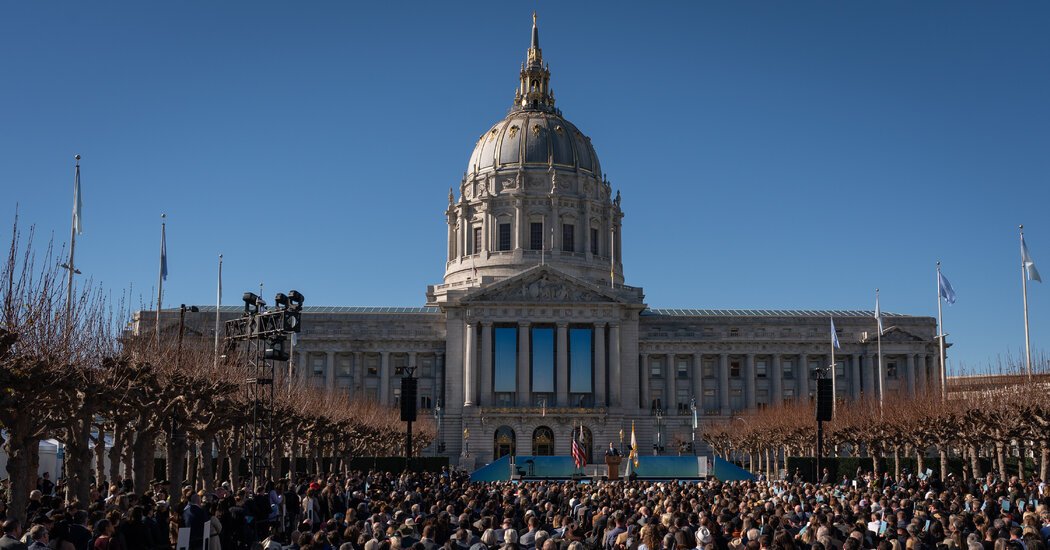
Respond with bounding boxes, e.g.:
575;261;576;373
571;427;586;469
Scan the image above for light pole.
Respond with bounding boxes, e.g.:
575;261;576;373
690;398;698;455
434;400;445;454
653;408;664;455
177;304;199;367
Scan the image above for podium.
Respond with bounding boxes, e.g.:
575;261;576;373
605;455;622;480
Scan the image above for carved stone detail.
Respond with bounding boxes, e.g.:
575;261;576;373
472;271;615;304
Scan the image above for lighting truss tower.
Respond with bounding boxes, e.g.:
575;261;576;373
224;290;303;488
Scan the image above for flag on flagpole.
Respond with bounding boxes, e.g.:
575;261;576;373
830;317;841;349
629;421;639;468
938;270;956;304
72;163;83;235
571;427;586;469
875;291;883;334
1022;234;1041;283
160;224;168;281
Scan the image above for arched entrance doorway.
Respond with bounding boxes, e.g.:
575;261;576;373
494;426;515;459
532;426;555;456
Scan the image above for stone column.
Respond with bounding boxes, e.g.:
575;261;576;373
594;323;606;407
583;202;592;258
665;353;676;411
718;353;730;415
609;324;622;407
463;323;476;407
380;351;391;406
850;353;862;399
798;353;809;401
515;197;525;251
480;209;490;258
744;353;756;409
905;353;916;396
770;354;782;407
640;353;650;410
692;353;704;410
915;354;927;395
517;322;531;406
862;353;875;399
551;197;561;254
435;352;445;406
354;351;364;393
326;351;336;389
557;323;569;406
479;322;493;406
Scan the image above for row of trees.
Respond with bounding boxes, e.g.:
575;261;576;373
702;378;1050;482
1;220;434;524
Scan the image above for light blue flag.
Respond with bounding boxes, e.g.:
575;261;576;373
1021;235;1041;283
160;225;168;281
830;317;841;349
938;269;956;304
875;293;884;334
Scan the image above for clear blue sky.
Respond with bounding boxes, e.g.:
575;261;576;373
2;1;1048;373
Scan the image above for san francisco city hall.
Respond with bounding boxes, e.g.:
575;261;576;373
141;16;942;468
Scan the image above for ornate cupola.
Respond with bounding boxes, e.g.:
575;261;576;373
514;13;556;112
428;13;626;305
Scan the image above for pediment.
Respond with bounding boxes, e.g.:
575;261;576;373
462;265;623;304
874;326;926;343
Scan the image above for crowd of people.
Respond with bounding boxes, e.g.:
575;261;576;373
0;466;1047;550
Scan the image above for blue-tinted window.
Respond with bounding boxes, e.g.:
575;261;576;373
569;327;593;393
493;327;517;392
531;327;555;393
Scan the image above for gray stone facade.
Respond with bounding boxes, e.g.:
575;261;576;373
134;15;941;468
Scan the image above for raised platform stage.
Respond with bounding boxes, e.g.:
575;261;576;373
469;454;752;482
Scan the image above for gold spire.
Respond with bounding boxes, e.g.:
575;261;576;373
515;12;554;111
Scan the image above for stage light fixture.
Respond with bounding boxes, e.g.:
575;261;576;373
243;292;260;314
264;337;289;361
287;290;304;310
274;293;289;308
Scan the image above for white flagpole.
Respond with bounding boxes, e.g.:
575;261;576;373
1020;225;1033;379
64;154;82;327
876;288;884;413
610;224;615;289
936;261;947;401
214;253;223;368
830;318;836;416
155;214;166;346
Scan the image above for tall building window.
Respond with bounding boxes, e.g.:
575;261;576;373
650;390;663;411
472;226;482;254
366;355;379;376
887;361;898;379
420;356;433;378
569;327;593;395
311;354;326;377
336;354;352;378
493;327;518;393
562;224;575;252
676;388;691;412
530;222;544;250
702;360;715;379
677;359;689;379
591;228;599;255
498;223;512;251
756;359;768;378
730;360;741;378
531;327;555;395
782;360;794;379
650;359;662;378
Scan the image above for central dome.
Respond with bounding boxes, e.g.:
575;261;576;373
467;110;602;176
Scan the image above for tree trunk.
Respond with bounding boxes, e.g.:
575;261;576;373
1040;441;1049;482
167;432;187;496
187;440;198;490
108;425;123;486
94;423;107;486
916;447;925;474
1017;443;1025;482
28;442;40;499
2;419;38;525
995;441;1007;480
939;448;948;480
132;429;157;495
199;433;215;491
64;407;95;506
969;444;981;479
893;446;900;478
